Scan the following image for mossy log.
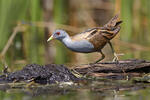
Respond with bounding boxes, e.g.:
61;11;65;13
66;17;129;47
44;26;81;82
0;59;150;84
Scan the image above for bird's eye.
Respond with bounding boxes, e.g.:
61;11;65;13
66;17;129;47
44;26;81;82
56;32;60;35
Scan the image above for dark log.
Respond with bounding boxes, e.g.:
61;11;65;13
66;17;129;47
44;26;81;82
73;59;150;75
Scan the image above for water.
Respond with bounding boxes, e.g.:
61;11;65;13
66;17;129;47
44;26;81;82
0;77;150;100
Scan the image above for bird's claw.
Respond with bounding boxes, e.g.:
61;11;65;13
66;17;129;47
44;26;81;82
112;53;119;62
112;53;124;62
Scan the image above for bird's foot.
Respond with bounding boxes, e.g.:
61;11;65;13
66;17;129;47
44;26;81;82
112;53;124;63
112;52;119;62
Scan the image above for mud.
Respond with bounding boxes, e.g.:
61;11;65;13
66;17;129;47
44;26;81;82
0;64;79;84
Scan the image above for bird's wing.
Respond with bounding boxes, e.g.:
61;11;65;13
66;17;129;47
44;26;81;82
87;14;122;50
71;14;122;42
71;28;101;41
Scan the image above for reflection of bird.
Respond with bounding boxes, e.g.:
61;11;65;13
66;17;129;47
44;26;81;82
47;15;122;63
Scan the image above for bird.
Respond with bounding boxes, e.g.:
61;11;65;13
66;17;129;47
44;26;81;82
47;15;122;63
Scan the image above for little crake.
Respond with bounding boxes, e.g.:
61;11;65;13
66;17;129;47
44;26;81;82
47;15;122;63
47;29;94;53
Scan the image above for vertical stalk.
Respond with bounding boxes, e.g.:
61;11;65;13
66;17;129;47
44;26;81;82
120;0;134;59
0;0;29;68
53;0;69;64
120;0;133;42
26;0;42;63
140;0;150;60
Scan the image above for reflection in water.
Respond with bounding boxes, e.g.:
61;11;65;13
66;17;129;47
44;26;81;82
0;78;150;100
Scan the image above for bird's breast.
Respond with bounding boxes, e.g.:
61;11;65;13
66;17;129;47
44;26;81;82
62;39;94;53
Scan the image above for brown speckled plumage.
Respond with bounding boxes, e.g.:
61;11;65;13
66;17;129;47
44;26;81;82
71;14;122;51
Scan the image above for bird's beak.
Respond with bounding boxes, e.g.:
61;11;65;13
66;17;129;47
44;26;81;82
47;35;54;42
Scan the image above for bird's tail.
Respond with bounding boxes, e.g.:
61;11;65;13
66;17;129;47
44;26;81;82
100;14;122;40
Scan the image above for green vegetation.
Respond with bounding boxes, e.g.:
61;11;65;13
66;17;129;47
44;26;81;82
0;0;149;67
0;0;150;100
120;0;150;60
53;0;70;64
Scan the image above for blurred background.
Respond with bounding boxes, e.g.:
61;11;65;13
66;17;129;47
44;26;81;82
0;0;150;71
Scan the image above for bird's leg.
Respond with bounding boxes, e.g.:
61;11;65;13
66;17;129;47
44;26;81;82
108;41;119;62
94;50;105;63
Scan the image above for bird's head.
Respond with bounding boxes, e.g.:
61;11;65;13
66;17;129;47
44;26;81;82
47;30;68;42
